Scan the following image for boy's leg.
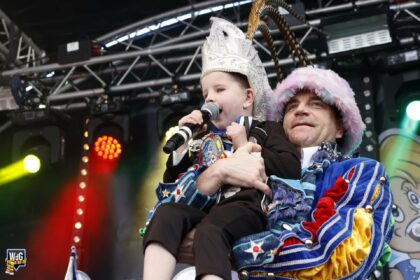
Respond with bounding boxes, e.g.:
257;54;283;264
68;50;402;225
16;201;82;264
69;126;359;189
143;243;176;280
142;203;205;279
193;195;266;280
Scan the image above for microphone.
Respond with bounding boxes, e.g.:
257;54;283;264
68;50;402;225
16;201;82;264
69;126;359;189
163;102;220;154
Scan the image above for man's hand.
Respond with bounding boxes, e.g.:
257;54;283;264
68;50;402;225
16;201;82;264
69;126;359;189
196;142;271;196
224;142;271;195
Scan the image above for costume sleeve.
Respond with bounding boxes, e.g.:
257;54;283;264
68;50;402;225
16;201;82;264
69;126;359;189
233;158;394;280
141;167;218;237
162;125;214;183
163;150;194;182
250;121;301;179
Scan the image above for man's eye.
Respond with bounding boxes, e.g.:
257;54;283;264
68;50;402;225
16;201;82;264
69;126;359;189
285;103;297;112
310;101;324;108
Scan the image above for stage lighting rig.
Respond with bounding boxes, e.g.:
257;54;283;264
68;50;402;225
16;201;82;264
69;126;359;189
322;9;392;55
159;83;192;106
386;48;420;69
90;94;124;115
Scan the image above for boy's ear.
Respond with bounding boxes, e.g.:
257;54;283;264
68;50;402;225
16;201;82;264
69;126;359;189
243;88;255;109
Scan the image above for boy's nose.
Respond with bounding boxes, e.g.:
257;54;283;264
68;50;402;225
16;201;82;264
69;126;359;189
205;93;215;103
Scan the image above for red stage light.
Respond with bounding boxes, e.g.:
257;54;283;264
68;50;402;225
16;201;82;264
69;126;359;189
93;135;122;160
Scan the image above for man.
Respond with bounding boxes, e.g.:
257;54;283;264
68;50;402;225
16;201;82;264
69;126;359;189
174;66;394;279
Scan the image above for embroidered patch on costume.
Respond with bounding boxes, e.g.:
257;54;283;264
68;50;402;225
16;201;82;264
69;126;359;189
198;133;226;167
161;189;171;198
173;186;186;201
244;240;265;261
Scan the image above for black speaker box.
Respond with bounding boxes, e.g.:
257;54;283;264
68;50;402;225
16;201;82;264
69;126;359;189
58;40;91;64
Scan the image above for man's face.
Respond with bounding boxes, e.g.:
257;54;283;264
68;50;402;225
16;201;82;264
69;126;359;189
282;90;344;148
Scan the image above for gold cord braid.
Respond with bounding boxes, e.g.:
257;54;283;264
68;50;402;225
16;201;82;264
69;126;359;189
259;5;311;67
246;0;312;83
256;23;283;81
267;0;309;28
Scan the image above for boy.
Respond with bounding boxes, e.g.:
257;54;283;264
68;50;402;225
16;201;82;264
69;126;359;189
142;17;300;280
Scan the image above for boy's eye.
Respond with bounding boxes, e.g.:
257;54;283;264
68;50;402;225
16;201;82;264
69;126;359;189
216;88;225;93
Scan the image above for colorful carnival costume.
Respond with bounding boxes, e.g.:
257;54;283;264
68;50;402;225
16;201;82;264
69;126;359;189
233;142;394;279
227;66;394;279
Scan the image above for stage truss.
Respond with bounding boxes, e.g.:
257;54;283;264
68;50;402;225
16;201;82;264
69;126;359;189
0;0;419;113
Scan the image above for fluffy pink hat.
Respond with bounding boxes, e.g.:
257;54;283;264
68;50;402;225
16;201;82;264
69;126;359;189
269;66;365;156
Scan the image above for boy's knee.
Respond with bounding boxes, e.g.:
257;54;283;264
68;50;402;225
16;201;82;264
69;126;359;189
195;223;226;242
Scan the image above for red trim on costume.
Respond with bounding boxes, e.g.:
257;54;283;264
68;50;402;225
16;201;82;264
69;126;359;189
348;167;355;180
280;237;303;250
323;176;349;203
303;197;336;240
281;177;350;249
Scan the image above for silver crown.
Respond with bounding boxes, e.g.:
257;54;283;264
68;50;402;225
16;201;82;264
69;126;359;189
201;17;271;121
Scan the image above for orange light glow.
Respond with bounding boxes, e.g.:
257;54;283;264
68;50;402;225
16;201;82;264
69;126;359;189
93;136;122;160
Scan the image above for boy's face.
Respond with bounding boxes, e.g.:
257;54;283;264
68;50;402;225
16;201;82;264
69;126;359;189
201;71;253;129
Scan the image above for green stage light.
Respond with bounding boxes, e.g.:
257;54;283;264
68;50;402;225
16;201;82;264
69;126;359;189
23;154;41;173
406;100;420;121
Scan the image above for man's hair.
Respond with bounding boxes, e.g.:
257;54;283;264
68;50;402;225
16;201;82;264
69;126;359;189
333;106;345;147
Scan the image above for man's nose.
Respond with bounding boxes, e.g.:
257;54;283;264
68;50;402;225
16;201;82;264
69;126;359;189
294;103;309;115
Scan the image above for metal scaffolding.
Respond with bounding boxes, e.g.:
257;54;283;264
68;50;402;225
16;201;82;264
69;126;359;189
0;0;420;111
0;9;45;70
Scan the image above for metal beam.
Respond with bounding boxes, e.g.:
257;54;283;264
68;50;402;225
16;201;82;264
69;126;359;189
0;9;45;69
0;0;419;112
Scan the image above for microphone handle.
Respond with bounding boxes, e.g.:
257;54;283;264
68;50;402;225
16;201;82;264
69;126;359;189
162;109;213;154
162;123;199;154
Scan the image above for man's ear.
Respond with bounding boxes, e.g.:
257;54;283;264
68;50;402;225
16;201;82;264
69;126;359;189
335;120;345;140
243;88;255;110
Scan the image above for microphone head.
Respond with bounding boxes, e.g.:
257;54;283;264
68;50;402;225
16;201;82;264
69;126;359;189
201;102;220;120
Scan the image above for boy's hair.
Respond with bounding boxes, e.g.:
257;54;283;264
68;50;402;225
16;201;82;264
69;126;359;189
228;72;251;89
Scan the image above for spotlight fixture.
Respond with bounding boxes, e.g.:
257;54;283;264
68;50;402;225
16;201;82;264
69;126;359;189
11;125;65;166
23;154;41;174
93;135;122;160
406;100;420;121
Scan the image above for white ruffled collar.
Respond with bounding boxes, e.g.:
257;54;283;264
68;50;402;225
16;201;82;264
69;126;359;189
300;146;319;169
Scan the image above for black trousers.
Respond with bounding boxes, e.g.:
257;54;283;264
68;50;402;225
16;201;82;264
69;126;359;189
143;189;266;280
